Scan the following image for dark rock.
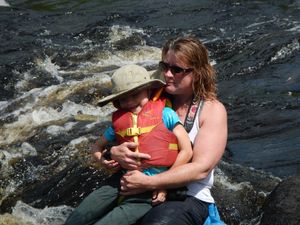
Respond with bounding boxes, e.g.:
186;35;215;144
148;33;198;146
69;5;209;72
260;175;300;225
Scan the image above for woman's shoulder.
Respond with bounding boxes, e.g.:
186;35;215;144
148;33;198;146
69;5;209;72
200;99;227;122
203;99;226;110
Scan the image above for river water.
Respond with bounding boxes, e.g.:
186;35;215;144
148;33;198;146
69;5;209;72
0;0;299;224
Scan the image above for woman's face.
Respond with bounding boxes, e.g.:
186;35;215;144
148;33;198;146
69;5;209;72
161;50;194;96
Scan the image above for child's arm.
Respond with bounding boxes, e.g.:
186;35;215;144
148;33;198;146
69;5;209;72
91;135;108;162
92;135;120;170
170;123;193;168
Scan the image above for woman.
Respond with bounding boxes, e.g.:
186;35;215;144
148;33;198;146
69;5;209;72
107;36;227;225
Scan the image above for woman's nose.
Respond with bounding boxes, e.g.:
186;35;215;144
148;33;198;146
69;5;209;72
164;69;173;78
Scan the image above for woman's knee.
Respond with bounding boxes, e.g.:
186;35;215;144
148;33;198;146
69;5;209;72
141;202;179;225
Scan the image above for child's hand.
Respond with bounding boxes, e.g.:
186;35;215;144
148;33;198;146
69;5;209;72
92;149;120;173
152;189;167;206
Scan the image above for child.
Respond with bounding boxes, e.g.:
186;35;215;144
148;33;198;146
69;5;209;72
64;64;192;225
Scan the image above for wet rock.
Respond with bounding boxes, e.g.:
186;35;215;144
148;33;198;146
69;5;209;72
212;161;280;225
260;175;300;225
21;162;108;208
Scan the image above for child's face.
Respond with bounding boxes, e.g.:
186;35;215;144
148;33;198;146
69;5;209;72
118;89;149;113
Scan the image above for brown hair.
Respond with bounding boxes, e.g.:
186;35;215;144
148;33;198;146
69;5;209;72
162;37;217;101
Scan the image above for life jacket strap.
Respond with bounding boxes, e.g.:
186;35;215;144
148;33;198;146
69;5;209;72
116;125;156;137
168;143;178;151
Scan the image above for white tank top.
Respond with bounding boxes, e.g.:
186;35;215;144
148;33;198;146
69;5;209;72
186;100;215;203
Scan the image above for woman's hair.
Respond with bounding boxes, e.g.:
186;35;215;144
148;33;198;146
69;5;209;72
162;36;217;101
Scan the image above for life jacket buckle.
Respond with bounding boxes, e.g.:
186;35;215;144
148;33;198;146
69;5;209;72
126;127;141;136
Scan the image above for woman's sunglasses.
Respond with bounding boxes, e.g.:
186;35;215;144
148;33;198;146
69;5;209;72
159;61;193;75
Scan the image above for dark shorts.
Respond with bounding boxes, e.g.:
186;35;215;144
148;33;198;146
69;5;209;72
141;196;209;225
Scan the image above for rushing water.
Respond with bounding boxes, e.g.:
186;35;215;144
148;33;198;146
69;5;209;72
0;0;299;224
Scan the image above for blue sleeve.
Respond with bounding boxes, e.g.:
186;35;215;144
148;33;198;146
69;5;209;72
103;125;116;142
162;107;181;131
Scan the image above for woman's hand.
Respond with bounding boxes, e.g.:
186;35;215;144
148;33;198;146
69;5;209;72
120;170;153;195
110;142;151;170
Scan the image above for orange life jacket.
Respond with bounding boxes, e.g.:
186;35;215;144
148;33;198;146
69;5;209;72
112;97;178;168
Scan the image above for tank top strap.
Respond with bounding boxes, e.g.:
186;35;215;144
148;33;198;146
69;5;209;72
183;97;204;133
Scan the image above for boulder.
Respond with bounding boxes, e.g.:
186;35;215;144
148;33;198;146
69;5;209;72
260;175;300;225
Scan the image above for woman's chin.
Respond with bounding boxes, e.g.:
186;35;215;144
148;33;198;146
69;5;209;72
165;85;176;93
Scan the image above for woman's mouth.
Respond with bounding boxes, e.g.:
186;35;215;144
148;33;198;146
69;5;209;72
166;81;175;86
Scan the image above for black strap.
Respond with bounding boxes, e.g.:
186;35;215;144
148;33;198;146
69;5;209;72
183;97;203;133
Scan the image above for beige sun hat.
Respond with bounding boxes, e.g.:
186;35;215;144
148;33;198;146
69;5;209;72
98;64;165;106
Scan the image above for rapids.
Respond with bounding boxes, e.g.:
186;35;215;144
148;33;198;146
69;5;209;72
0;0;299;224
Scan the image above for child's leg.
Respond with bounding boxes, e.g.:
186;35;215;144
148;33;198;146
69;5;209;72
64;172;122;225
94;192;153;225
64;185;118;225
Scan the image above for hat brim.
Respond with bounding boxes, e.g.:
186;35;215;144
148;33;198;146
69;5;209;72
98;78;165;107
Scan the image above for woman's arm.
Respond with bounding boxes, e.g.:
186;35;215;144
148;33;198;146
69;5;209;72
120;100;227;194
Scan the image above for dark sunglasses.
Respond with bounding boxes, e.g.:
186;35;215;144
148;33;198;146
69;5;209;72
159;61;193;75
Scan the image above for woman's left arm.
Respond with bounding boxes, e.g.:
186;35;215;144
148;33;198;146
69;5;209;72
120;100;227;194
188;100;228;179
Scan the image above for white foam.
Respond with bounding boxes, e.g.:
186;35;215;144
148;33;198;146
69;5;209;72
15;57;64;92
12;201;73;225
0;151;26;197
21;142;38;156
0;95;112;146
246;19;276;28
215;167;252;191
46;122;76;136
2;73;110;118
31;107;63;125
0;150;22;164
287;24;300;32
0;100;8;110
271;39;300;62
1;103;102;146
74;45;161;69
108;25;146;45
0;0;9;7
69;136;89;146
36;56;63;83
